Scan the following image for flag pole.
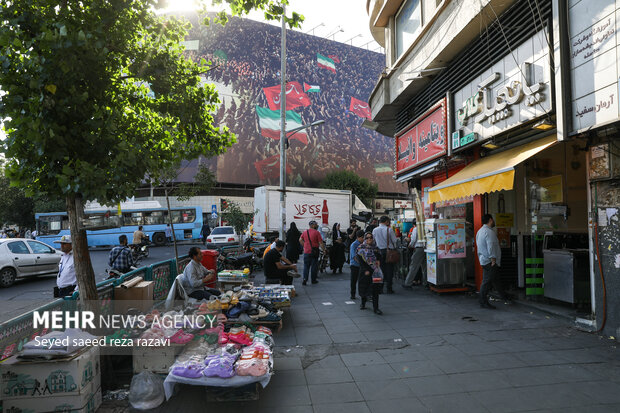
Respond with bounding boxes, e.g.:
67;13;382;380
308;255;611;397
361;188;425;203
279;6;287;241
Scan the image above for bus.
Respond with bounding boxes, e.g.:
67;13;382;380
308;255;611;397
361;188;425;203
35;202;203;248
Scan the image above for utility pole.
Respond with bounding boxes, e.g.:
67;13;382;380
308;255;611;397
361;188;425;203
279;6;287;241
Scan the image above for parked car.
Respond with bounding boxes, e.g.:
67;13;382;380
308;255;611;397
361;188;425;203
0;238;63;287
206;226;239;248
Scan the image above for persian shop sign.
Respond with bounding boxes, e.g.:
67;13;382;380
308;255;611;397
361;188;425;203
451;30;552;147
395;99;447;174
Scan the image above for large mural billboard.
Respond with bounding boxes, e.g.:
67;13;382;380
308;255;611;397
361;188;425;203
179;13;404;193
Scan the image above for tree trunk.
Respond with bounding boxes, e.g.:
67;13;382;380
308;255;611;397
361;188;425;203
66;194;98;301
165;189;179;264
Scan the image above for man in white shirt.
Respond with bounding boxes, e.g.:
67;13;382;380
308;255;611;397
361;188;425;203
476;214;507;309
372;216;398;294
403;221;426;288
54;235;77;297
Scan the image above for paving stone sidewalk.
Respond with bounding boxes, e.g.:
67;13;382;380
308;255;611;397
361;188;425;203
100;267;620;412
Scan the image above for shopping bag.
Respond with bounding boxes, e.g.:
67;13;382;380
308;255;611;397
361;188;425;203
372;267;384;284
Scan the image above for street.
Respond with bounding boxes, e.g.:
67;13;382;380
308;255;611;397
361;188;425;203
0;242;205;323
100;266;620;412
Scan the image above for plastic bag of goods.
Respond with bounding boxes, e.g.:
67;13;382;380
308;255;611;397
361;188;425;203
128;371;165;410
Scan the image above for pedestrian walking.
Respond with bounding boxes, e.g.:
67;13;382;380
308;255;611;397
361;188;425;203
299;220;324;285
345;219;359;263
403;221;426;288
53;235;76;297
285;222;301;263
476;214;509;309
200;222;211;245
372;216;397;294
329;222;346;274
355;232;382;315
165;224;172;244
349;230;364;299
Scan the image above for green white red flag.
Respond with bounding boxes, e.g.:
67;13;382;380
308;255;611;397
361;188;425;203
317;53;336;73
255;106;308;145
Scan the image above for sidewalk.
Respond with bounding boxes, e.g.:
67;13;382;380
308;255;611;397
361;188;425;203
100;266;620;412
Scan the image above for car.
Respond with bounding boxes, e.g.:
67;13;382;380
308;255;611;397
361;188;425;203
0;238;63;287
206;226;239;249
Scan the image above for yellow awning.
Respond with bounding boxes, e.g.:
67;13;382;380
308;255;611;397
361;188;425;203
428;136;557;203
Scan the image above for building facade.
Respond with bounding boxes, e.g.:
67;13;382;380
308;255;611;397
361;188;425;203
367;0;620;336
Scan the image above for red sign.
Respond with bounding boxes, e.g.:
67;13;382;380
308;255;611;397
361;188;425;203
395;99;447;175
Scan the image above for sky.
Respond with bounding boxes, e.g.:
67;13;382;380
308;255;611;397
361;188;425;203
170;0;382;52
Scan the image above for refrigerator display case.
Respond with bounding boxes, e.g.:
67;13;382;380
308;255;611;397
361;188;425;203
424;219;468;287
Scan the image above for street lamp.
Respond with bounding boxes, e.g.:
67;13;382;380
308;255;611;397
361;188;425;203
327;26;344;40
279;120;325;240
285;120;325;148
344;34;362;46
305;22;325;36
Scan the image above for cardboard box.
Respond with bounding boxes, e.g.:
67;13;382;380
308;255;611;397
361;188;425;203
114;279;154;313
132;344;184;374
2;384;101;413
0;346;100;401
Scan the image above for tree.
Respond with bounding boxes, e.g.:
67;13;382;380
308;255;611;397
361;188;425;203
0;0;302;300
221;199;252;243
0;175;35;229
320;170;378;208
150;163;217;262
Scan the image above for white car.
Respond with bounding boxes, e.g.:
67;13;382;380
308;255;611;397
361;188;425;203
206;226;239;248
0;238;63;287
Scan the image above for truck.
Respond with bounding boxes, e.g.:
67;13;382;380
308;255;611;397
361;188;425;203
253;186;362;235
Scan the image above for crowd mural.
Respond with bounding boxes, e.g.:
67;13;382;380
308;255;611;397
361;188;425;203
180;13;404;193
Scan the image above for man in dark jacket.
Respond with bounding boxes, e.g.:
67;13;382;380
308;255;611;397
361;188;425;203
200;223;211;245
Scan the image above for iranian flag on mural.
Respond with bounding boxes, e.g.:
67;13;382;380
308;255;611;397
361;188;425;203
317;53;336;73
304;83;320;93
254;154;293;180
263;81;311;111
255;106;308;145
375;163;393;176
349;97;372;119
327;54;340;63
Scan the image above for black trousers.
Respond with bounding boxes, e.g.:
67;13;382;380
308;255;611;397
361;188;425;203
378;249;394;291
350;266;360;297
54;285;76;298
188;288;221;300
361;283;381;311
479;264;505;304
266;269;293;285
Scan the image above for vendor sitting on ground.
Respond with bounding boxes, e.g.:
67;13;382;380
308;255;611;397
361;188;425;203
181;247;220;300
263;240;300;285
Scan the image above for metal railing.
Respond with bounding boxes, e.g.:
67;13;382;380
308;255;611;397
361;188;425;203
0;255;188;362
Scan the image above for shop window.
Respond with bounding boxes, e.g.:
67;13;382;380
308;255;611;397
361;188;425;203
395;0;422;59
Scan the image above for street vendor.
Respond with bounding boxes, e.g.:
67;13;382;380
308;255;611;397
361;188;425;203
264;240;300;285
182;247;220;300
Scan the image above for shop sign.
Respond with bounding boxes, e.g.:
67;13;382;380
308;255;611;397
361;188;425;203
394;200;413;209
395;99;447;175
452;30;551;147
495;213;514;227
451;131;477;151
569;2;620;133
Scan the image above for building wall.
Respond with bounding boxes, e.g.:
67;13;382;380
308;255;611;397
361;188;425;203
590;178;620;336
